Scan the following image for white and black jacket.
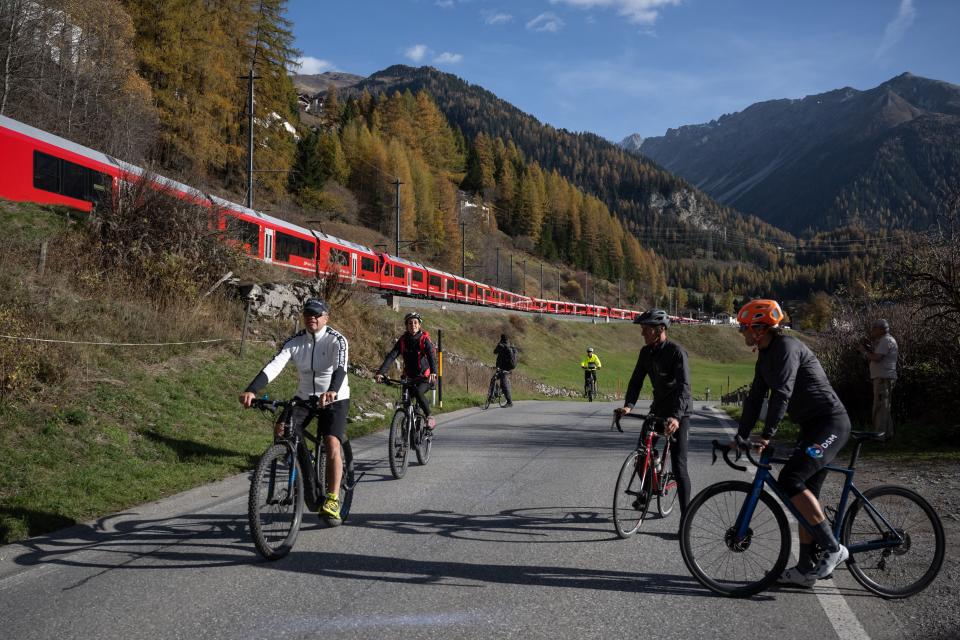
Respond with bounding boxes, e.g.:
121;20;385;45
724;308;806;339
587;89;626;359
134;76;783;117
245;326;349;401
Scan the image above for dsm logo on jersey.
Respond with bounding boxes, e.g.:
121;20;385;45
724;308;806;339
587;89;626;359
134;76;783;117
806;434;838;459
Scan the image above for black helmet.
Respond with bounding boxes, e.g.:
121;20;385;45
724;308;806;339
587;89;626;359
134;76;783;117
302;298;329;316
404;312;422;323
634;309;670;327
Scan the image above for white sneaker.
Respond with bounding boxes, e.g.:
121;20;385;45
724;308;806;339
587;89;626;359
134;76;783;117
816;545;849;579
777;567;816;588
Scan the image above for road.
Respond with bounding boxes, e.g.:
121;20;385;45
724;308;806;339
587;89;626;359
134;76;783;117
0;401;910;639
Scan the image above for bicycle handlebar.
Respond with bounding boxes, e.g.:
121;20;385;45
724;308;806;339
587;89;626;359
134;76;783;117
710;439;775;472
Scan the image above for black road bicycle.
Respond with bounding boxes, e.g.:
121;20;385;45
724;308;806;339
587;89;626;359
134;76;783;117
381;378;433;479
247;397;360;560
680;433;945;598
612;414;678;538
584;363;598;402
483;368;509;410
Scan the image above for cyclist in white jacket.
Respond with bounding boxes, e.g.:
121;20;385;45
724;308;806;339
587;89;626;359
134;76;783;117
239;298;350;522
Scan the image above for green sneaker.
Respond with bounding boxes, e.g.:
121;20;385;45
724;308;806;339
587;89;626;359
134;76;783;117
320;492;342;524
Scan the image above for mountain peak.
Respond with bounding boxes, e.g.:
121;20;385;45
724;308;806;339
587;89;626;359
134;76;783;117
619;133;645;153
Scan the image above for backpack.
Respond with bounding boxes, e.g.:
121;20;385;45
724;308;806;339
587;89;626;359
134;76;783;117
399;330;432;375
501;344;519;371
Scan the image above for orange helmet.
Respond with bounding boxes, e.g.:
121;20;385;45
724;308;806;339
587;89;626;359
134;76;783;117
737;299;784;328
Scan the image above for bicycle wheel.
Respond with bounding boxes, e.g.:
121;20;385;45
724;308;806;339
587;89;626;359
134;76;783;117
841;485;945;598
612;450;652;538
483;378;495;410
680;480;791;597
414;415;432;465
498;387;508;408
388;410;409;479
657;452;679;517
248;443;304;560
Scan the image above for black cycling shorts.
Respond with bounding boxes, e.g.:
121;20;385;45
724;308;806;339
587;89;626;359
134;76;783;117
777;412;851;498
287;398;349;443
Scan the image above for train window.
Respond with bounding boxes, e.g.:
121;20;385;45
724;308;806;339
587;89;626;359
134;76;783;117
468;285;474;296
33;152;60;192
275;232;314;262
412;271;424;283
457;282;466;294
394;265;404;278
328;247;349;267
429;275;440;287
446;280;454;292
230;218;260;253
62;161;87;199
361;257;376;271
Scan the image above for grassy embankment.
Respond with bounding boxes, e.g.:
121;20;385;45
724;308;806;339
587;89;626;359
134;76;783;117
0;201;757;544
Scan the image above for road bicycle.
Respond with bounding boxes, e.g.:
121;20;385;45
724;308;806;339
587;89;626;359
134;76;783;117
612;413;679;538
381;377;433;478
483;368;509;410
584;364;598;402
679;432;945;598
247;397;360;560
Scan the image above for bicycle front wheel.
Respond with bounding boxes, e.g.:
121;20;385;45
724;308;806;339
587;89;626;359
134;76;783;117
657;452;679;517
388;410;410;479
483;379;495;410
248;444;304;560
414;416;432;465
680;481;791;597
613;450;652;538
841;485;945;598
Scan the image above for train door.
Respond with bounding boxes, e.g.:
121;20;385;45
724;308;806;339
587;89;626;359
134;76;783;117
264;229;274;262
406;269;412;294
350;253;357;284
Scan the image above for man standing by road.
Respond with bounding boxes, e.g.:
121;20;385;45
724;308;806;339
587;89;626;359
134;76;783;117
616;309;692;522
858;318;898;437
493;334;515;407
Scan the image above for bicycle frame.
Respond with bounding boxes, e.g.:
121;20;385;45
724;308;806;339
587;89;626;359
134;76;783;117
731;445;906;556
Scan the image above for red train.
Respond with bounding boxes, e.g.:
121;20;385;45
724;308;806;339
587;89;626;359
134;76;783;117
1;114;652;321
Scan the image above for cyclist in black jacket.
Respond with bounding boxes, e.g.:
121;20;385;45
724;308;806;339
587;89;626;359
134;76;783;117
733;299;851;588
493;334;514;407
616;309;692;521
375;312;439;429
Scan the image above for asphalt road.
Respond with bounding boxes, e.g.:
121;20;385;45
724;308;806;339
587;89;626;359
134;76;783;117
0;401;913;639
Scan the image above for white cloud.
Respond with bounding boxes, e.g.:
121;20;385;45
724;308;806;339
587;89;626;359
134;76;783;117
876;0;916;59
484;12;513;25
294;56;334;75
436;0;455;8
526;12;565;32
405;44;429;62
550;0;681;26
433;52;464;64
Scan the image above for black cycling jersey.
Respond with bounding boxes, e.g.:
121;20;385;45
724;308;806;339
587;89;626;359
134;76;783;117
737;333;847;440
623;340;692;419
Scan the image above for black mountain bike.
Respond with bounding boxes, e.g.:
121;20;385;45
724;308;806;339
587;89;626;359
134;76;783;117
680;433;945;598
612;414;678;537
484;368;509;410
381;378;433;478
584;364;598;401
247;397;360;560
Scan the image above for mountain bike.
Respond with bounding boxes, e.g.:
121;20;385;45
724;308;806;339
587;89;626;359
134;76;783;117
247;397;361;560
612;413;678;538
584;364;598;402
679;432;945;598
483;368;509;410
381;377;433;478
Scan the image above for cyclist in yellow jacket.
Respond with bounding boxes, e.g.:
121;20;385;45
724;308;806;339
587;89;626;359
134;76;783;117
581;347;602;390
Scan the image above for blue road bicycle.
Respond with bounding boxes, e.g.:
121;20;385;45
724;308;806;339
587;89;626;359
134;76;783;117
679;431;944;598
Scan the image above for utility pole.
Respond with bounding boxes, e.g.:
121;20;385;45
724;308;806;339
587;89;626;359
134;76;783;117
557;270;561;300
522;260;526;295
239;68;261;209
540;263;544;298
460;221;466;277
618;278;621;309
509;254;513;291
394;179;402;256
495;247;500;288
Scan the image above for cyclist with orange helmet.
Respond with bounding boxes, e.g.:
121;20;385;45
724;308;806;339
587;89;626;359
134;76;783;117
733;299;851;588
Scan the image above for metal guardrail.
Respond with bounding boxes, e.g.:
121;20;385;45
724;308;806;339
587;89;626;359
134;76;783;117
721;385;750;406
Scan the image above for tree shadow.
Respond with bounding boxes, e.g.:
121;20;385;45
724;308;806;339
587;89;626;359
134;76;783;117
142;430;258;466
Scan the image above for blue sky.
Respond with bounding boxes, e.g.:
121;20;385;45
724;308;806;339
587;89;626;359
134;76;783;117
287;0;960;141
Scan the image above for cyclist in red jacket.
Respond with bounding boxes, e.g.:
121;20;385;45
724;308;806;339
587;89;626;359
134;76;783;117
375;312;439;429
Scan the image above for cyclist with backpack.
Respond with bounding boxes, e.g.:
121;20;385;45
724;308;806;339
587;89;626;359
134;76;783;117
492;334;516;407
375;312;439;429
